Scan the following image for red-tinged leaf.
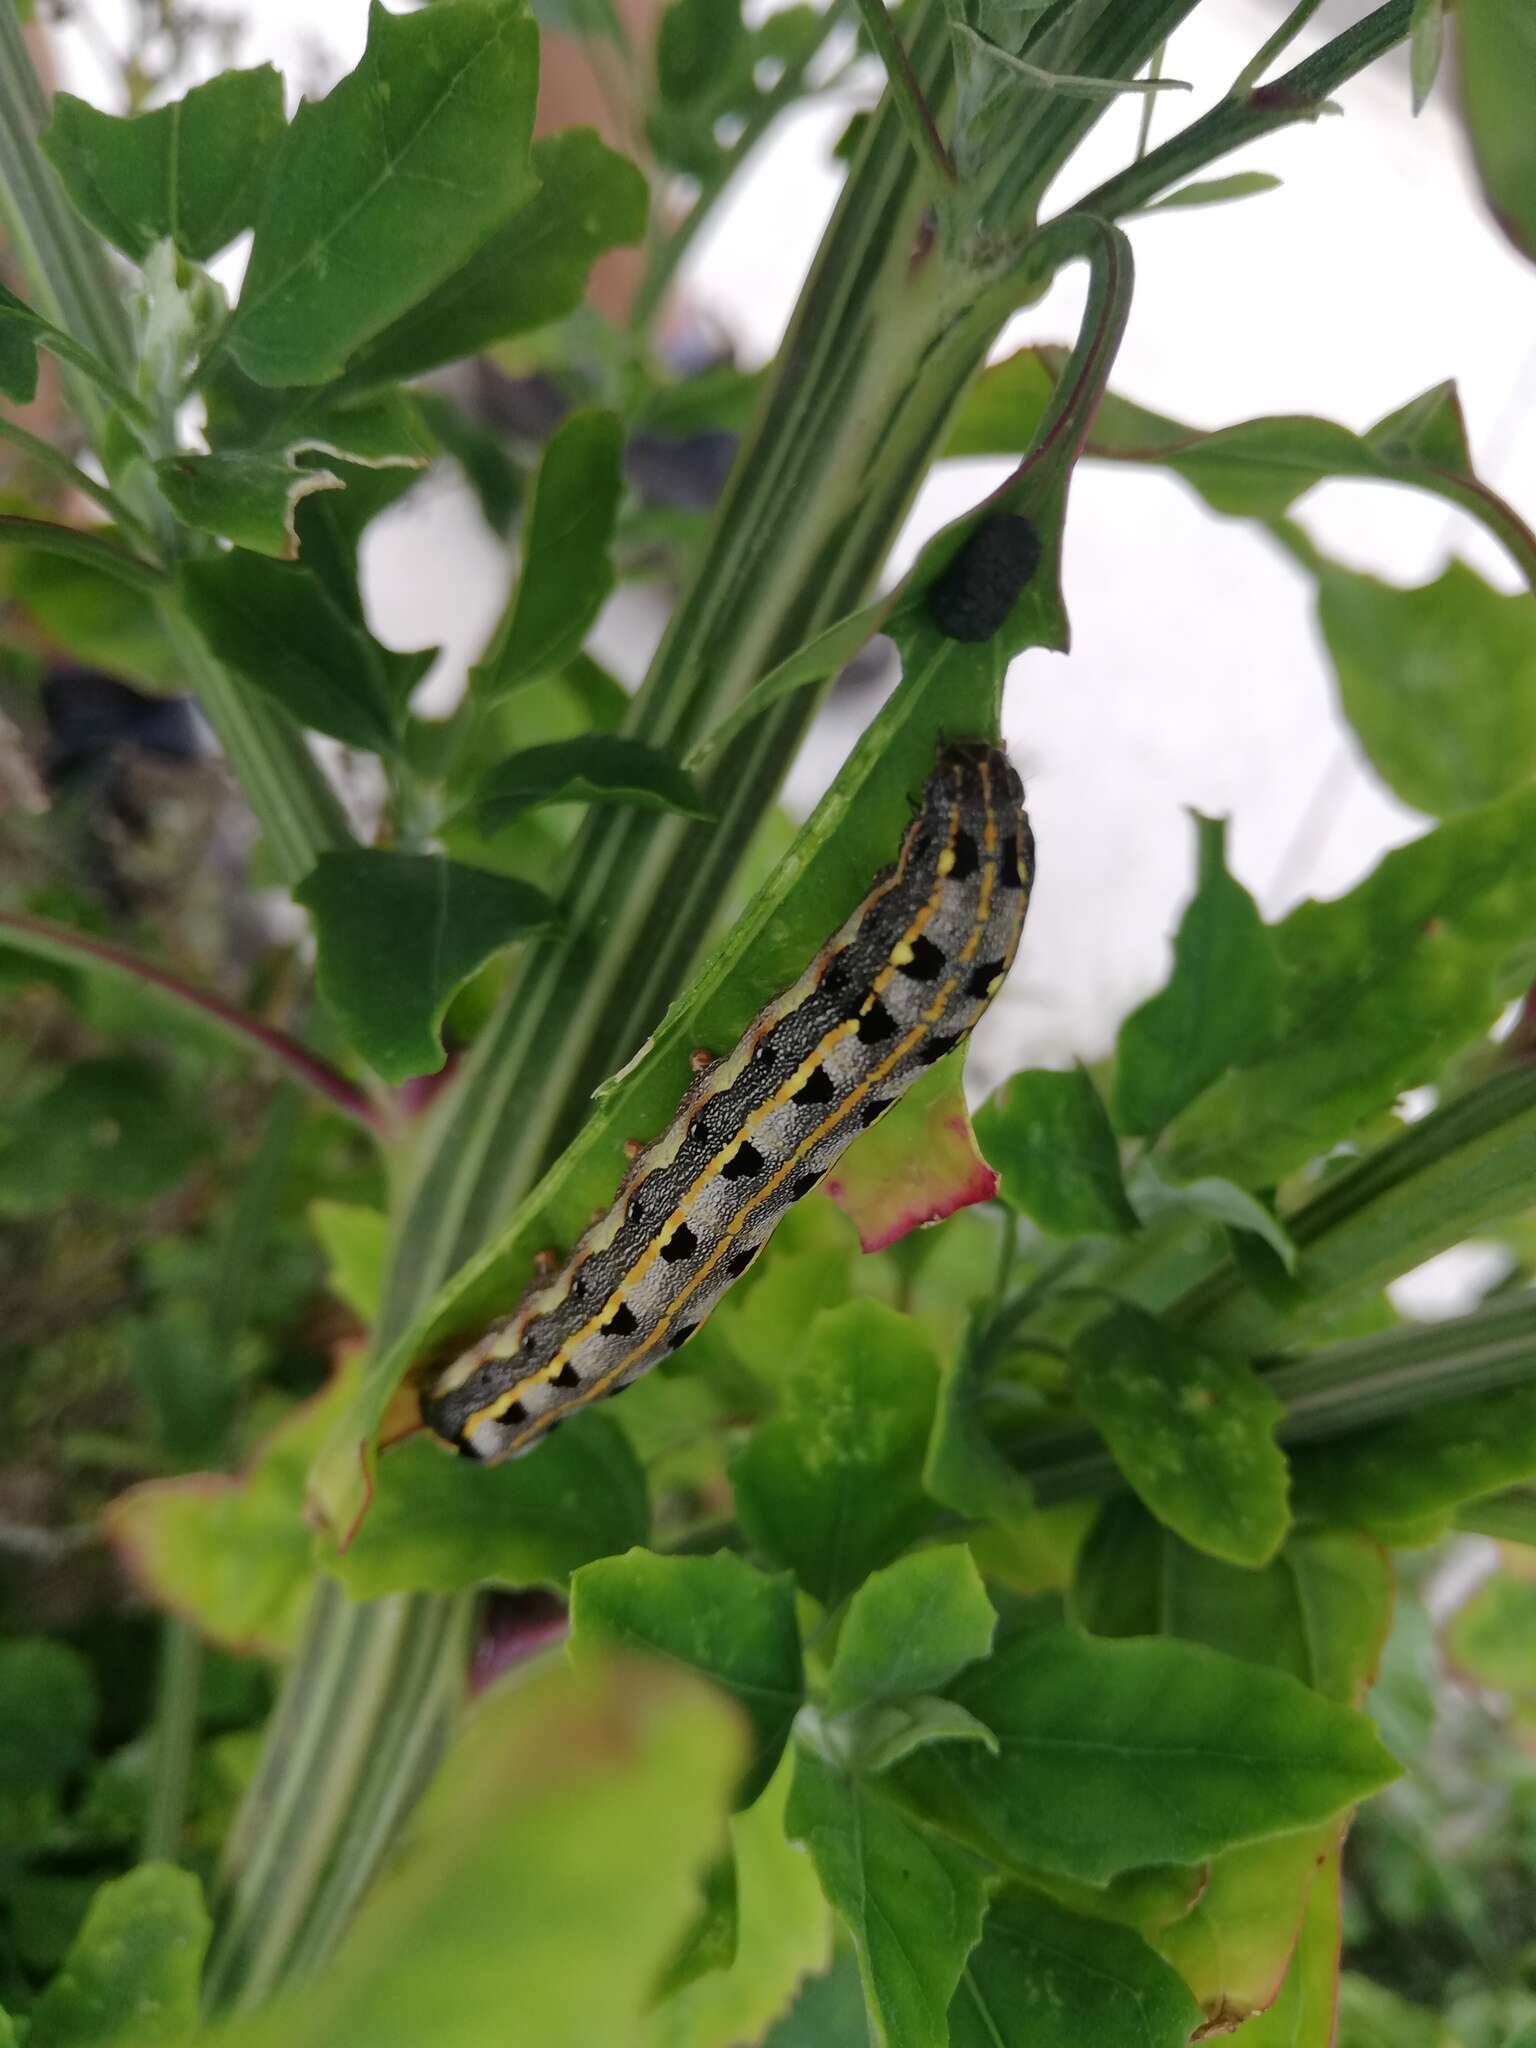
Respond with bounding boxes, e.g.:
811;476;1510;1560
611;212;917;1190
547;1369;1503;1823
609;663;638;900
824;1049;998;1253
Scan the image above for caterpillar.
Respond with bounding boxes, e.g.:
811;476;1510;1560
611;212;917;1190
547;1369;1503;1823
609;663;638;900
421;740;1034;1464
928;514;1041;643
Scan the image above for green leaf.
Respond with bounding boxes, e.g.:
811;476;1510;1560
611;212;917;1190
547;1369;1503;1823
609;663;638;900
826;1546;996;1716
1156;1824;1338;2032
156;449;346;560
27;1865;209;2048
975;1066;1136;1236
1460;0;1536;262
474;411;624;698
1318;558;1536;816
684;600;887;769
892;1618;1398;1884
731;1302;939;1608
1237;1848;1344;2048
1408;0;1446;112
657;0;746;104
786;1748;988;2048
331;1418;649;1597
1070;1302;1290;1566
1075;1501;1395;1708
0;283;137;414
924;1320;1039;1535
105;1376;350;1655
0;1641;95;1797
295;851;557;1083
0;1057;204;1213
308;1201;389;1326
179;554;431;753
759;1953;867;2047
807;1696;1000;1776
1163;786;1536;1186
341;129;648;387
570;1550;803;1806
1291;1380;1536;1542
1113;814;1282;1138
1127;1162;1297;1271
2;540;179;690
1447;1567;1536;1696
458;736;711;837
205;1656;744;2048
945;351;1536;586
1138;171;1281;214
227;0;538;386
949;1887;1201;2048
644;1760;832;2048
43;69;286;262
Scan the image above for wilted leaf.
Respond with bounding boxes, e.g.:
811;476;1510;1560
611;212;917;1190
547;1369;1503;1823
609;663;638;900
295;851;558;1083
570;1550;802;1806
44;69;286;262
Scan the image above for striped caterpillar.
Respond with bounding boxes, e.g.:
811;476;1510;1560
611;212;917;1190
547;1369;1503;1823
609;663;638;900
421;740;1034;1464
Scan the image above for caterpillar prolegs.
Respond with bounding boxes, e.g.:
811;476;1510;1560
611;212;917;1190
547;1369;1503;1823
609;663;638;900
421;741;1034;1464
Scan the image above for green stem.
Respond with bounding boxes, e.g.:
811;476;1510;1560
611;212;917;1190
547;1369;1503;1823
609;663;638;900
851;0;956;186
0;911;384;1134
0;512;162;587
1230;0;1330;97
0;414;154;541
0;0;134;448
141;1618;203;1865
1071;0;1413;224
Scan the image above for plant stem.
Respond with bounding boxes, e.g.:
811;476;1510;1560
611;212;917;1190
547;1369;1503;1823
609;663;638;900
1230;0;1330;98
0;911;385;1135
0;414;155;540
1071;0;1413;224
852;0;956;186
0;512;162;587
141;1617;203;1865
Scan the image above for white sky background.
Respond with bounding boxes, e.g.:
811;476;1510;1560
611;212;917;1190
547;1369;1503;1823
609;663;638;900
51;2;1536;1119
